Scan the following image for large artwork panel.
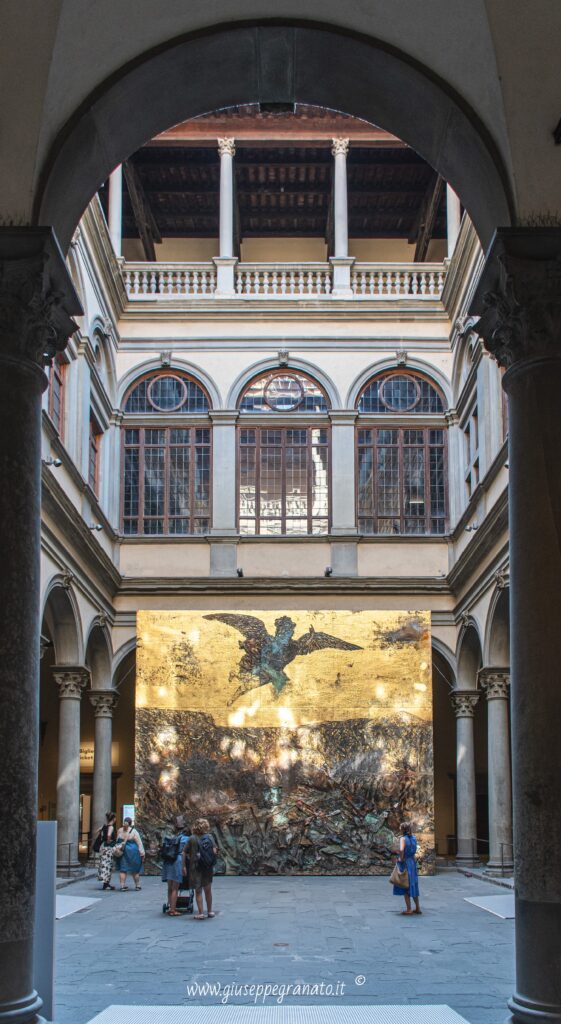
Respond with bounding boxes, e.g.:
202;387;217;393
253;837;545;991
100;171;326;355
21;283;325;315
135;610;434;875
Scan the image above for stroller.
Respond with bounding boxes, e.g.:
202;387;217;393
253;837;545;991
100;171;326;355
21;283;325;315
162;880;194;915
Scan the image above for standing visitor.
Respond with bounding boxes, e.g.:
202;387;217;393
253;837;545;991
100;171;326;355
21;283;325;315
393;821;422;915
183;817;218;920
161;818;191;916
115;816;145;891
96;811;117;890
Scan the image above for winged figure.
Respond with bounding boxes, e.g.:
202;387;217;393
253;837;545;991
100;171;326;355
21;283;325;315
203;613;362;703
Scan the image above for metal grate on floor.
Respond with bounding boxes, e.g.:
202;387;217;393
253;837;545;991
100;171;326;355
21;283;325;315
87;1005;470;1024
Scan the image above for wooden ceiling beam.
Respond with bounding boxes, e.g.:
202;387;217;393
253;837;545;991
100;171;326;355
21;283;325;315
123;159;162;261
410;173;445;262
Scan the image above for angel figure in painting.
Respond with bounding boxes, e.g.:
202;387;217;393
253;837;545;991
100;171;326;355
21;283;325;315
203;613;362;703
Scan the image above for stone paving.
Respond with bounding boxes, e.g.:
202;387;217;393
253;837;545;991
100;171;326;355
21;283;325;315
54;873;514;1024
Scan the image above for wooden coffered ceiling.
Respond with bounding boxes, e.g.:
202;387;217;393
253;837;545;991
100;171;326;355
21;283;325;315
103;104;448;254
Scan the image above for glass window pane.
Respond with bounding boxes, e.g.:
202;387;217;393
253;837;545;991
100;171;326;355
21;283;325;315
169;518;189;535
404;429;424;445
376;447;399;516
125;373;209;414
357;447;374;515
404;447;425;518
239;519;256;535
260;448;283;517
377;429;398;445
259;520;282;535
285;519;309;534
169;446;190;517
123;519;138;536
286;446;308;520
430;429;444;445
311;428;328;445
170;428;190;444
124;448;139;518
240;371;327;413
261;429;282;446
143;518;164;534
194;447;210;514
357;429;372;445
240;429;256;445
311;519;329;535
311;444;329;518
125;429;139;445
358;373;444;414
195;428;210;444
239;447;256;520
144;448;165;517
430;447;446;517
145;428;166;446
286;429;307;445
193;518;210;535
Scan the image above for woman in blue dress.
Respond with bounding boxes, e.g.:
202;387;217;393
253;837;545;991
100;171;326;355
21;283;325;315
393;821;422;915
115;817;145;891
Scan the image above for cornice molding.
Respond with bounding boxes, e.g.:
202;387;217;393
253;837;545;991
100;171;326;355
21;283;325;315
117;575;450;596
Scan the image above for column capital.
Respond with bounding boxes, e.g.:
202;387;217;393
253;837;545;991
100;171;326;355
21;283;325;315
90;689;119;717
217;137;236;157
209;409;239;426
328;410;358;425
478;667;510;700
470;228;561;370
331;137;349;157
53;665;89;699
450;689;480;718
0;227;81;370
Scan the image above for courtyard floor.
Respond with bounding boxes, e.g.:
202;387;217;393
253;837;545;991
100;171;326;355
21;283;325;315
54;872;514;1024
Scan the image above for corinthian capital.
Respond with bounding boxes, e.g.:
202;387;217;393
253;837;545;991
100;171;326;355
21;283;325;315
0;228;81;368
479;668;510;700
450;690;480;718
53;666;89;699
217;137;236;158
470;228;561;369
331;137;349;157
90;690;119;718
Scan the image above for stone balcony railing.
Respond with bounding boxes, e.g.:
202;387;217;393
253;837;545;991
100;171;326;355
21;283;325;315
122;260;447;301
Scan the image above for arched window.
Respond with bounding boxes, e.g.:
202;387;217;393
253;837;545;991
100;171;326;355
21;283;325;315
238;370;330;535
356;370;448;535
121;371;211;536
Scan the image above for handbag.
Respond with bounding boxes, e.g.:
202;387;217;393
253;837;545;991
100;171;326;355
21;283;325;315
112;831;129;858
389;861;409;888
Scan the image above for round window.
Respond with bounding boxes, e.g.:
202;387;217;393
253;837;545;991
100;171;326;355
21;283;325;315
264;374;304;412
379;374;421;412
147;375;188;412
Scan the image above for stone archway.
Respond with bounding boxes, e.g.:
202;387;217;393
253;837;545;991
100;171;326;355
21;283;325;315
35;22;513;251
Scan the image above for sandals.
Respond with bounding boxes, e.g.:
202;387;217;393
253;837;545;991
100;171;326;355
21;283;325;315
120;886;129;891
207;912;216;918
135;885;142;890
167;910;180;916
194;913;206;920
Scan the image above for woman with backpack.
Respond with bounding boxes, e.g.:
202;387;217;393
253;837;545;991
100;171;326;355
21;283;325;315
161;819;190;916
95;811;117;890
183;817;218;920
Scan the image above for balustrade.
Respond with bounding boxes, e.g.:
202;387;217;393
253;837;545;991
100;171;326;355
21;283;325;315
123;260;446;301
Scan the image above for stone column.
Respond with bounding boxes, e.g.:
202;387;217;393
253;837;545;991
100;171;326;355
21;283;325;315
479;668;513;872
471;228;561;1024
108;165;122;258
90;691;119;836
209;410;239;576
330;138;354;296
446;184;461;258
53;667;89;868
214;138;237;297
450;690;480;866
0;227;80;1024
329;410;358;574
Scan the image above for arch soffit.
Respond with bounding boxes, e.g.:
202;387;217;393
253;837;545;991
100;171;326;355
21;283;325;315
36;22;514;252
117;358;221;410
90;317;118;403
455;618;484;689
112;637;137;680
431;636;457;679
41;577;84;665
483;585;510;667
347;357;451;410
228;357;340;410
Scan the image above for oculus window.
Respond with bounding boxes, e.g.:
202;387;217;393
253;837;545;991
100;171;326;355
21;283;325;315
121;371;211;536
356;371;447;535
238;371;330;535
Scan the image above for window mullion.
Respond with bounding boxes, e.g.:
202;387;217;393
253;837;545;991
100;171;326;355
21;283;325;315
398;428;405;534
281;429;287;535
256;429;261;535
424;430;431;533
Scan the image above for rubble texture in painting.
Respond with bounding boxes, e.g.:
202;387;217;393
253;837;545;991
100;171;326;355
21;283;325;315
135;610;434;875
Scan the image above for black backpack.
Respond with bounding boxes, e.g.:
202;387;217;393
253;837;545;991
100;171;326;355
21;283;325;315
160;834;182;863
197;833;217;869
